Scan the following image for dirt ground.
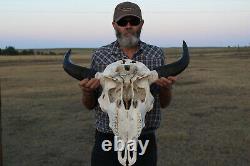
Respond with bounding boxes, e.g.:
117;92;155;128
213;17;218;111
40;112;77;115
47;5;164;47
1;47;250;166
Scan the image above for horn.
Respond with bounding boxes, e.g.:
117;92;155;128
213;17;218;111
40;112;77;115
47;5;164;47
63;49;97;80
154;40;189;78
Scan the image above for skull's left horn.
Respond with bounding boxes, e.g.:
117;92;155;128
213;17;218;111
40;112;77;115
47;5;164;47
154;41;190;78
63;49;97;80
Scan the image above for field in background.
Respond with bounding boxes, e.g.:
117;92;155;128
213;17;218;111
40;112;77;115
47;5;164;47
1;47;250;166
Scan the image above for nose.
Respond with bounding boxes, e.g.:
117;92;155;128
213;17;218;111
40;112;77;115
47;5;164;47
124;21;132;28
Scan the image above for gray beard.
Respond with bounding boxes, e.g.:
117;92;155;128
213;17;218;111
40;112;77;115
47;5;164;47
115;29;141;48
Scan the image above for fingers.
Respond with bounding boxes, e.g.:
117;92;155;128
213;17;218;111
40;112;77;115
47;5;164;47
79;78;89;87
168;76;177;84
155;78;168;87
154;76;177;89
160;77;172;88
89;79;100;89
164;76;177;83
79;78;100;92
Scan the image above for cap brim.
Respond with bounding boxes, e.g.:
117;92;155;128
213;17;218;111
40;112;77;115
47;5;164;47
114;14;141;22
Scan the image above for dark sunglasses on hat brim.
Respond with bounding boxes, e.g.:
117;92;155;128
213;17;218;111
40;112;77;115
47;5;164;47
116;16;141;27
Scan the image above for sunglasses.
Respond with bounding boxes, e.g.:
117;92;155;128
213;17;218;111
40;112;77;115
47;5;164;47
116;17;141;27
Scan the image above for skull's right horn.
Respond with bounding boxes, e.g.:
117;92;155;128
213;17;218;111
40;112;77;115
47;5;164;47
154;41;190;78
63;49;97;80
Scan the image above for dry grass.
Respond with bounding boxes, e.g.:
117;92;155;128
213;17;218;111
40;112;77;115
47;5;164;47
1;47;250;166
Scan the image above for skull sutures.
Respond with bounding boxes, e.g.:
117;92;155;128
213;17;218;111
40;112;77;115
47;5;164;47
95;59;158;165
63;41;190;166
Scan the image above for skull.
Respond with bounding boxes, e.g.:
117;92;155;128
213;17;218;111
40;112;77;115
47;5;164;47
63;41;190;166
95;60;158;165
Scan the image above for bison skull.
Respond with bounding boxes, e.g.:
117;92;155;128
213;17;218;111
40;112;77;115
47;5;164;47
63;41;190;166
95;59;158;165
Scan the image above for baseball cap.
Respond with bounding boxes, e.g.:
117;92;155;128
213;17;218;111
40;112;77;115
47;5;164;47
113;2;142;22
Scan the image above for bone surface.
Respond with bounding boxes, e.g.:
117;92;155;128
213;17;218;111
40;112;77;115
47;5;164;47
96;59;158;166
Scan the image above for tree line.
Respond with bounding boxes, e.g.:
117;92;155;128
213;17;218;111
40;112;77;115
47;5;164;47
0;46;56;55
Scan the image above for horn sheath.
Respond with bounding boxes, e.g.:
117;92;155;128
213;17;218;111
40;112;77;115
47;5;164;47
63;49;97;80
154;41;190;78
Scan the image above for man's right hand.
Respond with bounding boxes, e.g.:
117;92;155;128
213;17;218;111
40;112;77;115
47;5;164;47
79;78;100;97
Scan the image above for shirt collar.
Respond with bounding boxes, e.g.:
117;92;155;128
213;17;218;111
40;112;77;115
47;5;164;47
110;40;121;55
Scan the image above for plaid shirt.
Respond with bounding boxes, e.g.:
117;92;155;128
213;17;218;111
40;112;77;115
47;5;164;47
90;40;165;133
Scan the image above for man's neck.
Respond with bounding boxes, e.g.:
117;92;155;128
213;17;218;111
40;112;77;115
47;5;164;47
121;46;139;59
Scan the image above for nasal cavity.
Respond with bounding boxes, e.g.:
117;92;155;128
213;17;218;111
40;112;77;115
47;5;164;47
124;65;130;71
123;99;132;110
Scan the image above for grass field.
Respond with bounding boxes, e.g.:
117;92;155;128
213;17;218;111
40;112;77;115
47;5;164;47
1;47;250;166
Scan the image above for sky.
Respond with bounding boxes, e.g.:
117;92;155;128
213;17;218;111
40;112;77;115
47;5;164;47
0;0;250;48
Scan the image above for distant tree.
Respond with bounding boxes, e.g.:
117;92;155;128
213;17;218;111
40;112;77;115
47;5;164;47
19;49;34;55
20;50;29;55
36;51;41;55
1;49;5;55
49;51;56;55
27;49;34;55
0;48;1;55
4;46;18;55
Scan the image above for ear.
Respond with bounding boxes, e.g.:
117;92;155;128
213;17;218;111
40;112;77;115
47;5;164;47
112;22;116;29
140;19;144;27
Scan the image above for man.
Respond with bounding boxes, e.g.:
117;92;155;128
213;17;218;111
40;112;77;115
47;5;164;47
79;2;176;166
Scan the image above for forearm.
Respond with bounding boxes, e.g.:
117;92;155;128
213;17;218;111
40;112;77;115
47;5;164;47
82;92;97;110
159;87;172;108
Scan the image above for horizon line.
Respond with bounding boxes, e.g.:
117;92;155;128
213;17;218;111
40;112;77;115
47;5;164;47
1;45;250;50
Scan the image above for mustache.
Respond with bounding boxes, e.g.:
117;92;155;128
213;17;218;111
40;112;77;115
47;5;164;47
116;29;140;38
124;28;135;33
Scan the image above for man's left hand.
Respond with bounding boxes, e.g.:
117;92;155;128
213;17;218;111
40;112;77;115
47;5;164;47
154;76;177;89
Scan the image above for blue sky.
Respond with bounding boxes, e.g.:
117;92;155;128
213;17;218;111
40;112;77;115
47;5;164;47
0;0;250;48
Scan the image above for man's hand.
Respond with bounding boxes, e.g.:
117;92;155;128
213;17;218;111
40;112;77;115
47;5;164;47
154;76;177;108
79;78;100;109
154;76;177;89
79;78;100;96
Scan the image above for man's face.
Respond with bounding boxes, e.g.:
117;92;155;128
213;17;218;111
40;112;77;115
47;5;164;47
113;16;144;48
